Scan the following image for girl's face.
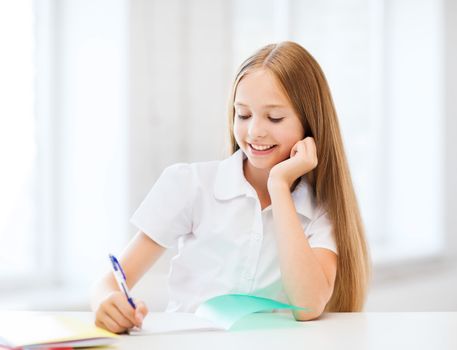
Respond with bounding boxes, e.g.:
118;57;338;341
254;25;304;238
233;68;305;171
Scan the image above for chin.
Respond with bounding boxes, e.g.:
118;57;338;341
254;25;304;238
244;155;277;171
240;144;286;170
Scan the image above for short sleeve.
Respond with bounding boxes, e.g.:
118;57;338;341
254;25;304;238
130;163;195;249
306;208;338;255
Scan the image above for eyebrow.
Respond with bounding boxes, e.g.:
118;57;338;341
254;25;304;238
234;102;287;109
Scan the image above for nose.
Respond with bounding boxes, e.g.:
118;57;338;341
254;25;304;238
247;115;267;139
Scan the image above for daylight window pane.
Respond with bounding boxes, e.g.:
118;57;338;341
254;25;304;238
0;0;37;276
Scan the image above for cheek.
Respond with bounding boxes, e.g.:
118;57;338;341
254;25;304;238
277;129;301;147
276;127;303;154
233;120;245;140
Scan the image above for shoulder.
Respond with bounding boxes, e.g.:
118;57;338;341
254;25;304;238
296;182;338;254
292;178;322;221
159;151;244;198
160;158;223;188
293;178;334;229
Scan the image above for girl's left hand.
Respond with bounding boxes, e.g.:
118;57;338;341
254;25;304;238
268;137;318;190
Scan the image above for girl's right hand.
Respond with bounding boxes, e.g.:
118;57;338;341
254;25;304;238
94;291;148;334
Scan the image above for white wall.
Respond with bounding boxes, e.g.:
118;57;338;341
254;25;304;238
366;0;457;311
127;0;233;280
55;0;130;289
0;0;131;310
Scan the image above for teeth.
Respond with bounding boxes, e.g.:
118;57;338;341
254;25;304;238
250;144;275;151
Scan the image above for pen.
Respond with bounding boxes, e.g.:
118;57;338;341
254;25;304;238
109;253;136;309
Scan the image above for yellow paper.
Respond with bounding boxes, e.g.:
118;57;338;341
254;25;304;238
0;312;119;348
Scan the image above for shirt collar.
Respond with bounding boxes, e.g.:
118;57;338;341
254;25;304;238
214;149;316;220
214;149;251;200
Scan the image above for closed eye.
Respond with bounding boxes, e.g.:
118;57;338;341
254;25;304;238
237;114;284;123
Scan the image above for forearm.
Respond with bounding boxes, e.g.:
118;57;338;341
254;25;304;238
90;273;119;311
269;181;332;320
90;232;165;311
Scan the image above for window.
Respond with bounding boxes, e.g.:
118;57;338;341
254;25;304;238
0;0;129;303
0;0;46;286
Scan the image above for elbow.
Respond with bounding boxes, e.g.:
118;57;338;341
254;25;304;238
293;308;324;322
293;298;327;321
292;281;334;321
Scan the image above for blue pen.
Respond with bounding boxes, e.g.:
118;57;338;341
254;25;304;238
109;254;136;309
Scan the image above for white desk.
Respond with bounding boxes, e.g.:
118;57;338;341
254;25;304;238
71;311;457;349
6;311;457;350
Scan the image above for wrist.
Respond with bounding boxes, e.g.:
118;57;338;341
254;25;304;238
267;176;290;194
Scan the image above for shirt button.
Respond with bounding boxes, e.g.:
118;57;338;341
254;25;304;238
253;233;261;241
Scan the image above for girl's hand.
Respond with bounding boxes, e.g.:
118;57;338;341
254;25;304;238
94;291;148;334
268;137;318;190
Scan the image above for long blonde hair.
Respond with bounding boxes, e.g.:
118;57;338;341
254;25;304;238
227;41;371;311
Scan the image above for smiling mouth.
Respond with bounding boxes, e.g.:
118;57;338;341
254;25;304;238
248;143;277;151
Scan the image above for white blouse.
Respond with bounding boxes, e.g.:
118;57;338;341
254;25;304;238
130;149;337;312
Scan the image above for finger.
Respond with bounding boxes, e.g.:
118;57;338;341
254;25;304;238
136;300;149;315
135;300;149;325
290;140;302;157
95;317;108;331
304;137;318;165
113;297;138;326
304;137;317;152
290;145;297;157
97;319;123;335
301;137;313;152
294;141;307;157
100;310;126;334
107;303;135;329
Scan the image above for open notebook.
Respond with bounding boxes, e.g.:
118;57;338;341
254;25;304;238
0;294;309;347
0;312;119;349
131;294;310;334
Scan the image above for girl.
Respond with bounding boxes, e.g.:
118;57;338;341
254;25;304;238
91;41;371;333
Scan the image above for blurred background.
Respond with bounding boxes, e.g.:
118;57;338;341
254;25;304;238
0;0;456;312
